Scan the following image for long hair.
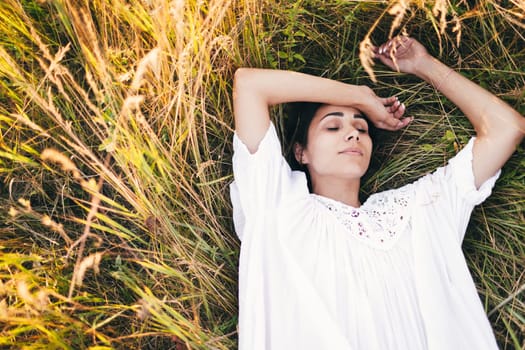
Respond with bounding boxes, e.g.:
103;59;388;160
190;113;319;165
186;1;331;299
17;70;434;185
282;102;320;192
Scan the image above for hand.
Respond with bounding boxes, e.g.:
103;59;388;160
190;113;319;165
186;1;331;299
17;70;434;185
355;86;413;131
374;36;430;75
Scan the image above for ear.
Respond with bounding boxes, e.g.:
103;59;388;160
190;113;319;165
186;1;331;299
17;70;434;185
294;143;309;165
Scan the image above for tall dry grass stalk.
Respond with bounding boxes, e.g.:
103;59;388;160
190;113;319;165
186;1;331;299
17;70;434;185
0;0;523;348
1;0;242;347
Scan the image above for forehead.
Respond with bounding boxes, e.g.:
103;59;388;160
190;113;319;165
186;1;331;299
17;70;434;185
313;105;364;121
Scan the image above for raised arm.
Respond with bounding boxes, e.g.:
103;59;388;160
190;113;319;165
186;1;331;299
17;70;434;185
233;68;412;153
375;36;525;188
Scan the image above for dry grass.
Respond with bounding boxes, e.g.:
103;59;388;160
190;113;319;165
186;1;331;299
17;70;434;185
0;0;523;348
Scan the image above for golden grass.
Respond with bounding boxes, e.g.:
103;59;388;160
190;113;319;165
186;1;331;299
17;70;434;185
0;0;523;348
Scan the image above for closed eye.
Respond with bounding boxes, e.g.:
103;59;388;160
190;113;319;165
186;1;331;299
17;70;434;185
326;127;339;131
357;128;368;133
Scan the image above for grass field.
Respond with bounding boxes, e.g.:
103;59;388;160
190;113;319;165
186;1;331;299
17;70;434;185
0;0;523;349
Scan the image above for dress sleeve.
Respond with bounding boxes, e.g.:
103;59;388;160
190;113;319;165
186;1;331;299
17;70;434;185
414;137;501;243
446;137;500;205
229;122;308;241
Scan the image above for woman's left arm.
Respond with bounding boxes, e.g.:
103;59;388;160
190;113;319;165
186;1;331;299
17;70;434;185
376;36;525;188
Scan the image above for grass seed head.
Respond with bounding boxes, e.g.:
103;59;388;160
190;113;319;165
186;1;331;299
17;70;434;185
131;47;161;91
432;0;449;34
388;0;409;37
75;252;103;287
41;149;81;180
359;36;376;82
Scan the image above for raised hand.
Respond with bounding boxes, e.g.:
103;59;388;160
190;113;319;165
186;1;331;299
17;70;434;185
374;35;524;188
374;36;430;75
355;86;413;131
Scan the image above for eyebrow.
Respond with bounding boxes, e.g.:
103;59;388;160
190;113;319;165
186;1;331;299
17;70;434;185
321;111;366;120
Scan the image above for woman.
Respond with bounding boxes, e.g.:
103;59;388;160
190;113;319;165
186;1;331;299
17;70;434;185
230;36;524;349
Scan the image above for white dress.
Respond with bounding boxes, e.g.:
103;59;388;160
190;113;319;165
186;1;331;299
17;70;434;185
230;123;500;350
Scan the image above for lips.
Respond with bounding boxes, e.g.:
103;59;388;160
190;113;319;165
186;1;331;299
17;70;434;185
339;147;363;156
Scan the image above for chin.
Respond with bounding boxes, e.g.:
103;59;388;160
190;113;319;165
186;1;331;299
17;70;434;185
341;164;369;178
334;168;368;180
310;163;369;181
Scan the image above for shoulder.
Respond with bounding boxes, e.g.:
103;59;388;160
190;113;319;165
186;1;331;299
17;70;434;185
232;122;285;176
410;137;500;206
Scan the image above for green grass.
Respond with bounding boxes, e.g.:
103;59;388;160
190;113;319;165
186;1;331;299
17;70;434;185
0;0;523;349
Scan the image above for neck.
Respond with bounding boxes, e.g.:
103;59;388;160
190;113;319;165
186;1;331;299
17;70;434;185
312;176;361;207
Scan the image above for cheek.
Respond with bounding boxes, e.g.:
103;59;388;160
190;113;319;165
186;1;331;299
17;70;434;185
361;134;373;152
307;135;334;158
366;140;373;156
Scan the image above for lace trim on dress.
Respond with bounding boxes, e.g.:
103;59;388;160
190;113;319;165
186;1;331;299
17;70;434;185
311;186;413;249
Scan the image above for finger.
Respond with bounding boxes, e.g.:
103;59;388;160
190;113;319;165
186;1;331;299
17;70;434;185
376;55;392;67
394;103;407;118
378;115;413;131
391;113;413;129
393;36;413;53
384;117;411;131
381;38;397;56
393;36;404;47
372;47;382;59
386;99;402;113
397;35;411;46
373;46;388;59
383;116;404;130
376;121;394;131
383;36;407;57
393;102;406;119
379;43;389;55
397;116;414;129
381;96;398;106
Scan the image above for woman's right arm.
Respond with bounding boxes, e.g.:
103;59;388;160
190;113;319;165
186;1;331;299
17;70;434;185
375;36;525;188
233;68;411;153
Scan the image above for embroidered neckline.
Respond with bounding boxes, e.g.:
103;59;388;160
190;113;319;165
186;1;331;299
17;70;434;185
311;186;413;248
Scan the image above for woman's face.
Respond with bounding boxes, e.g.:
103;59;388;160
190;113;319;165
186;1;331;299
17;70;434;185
296;104;373;182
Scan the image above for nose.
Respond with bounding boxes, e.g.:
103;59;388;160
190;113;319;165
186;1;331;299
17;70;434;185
345;129;360;142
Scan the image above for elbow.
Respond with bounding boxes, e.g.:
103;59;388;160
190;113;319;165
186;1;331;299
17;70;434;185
477;112;525;148
233;68;245;107
234;67;251;79
233;67;245;86
503;113;525;145
233;68;256;94
233;68;271;105
233;68;252;106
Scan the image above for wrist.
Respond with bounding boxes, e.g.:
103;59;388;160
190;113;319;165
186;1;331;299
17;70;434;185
413;56;449;84
351;85;375;109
